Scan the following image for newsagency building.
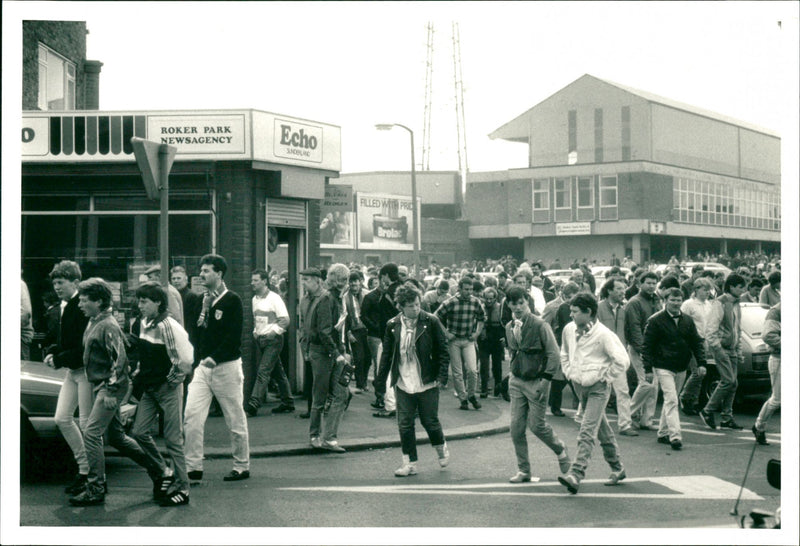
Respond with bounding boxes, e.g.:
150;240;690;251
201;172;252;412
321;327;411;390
466;74;781;265
21;109;341;390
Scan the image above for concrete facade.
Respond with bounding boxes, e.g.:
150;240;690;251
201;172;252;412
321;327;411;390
471;75;781;265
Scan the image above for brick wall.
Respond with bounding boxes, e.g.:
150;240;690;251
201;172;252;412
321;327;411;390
23;21;91;110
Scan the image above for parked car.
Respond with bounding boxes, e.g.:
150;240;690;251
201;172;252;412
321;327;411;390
543;269;575;287
21;359;137;480
698;302;772;405
683;262;732;277
591;266;632;295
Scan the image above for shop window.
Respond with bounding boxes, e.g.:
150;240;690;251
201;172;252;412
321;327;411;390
576;176;594;221
38;43;76;111
532;178;550;223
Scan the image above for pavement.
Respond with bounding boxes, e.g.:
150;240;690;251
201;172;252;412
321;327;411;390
201;386;513;459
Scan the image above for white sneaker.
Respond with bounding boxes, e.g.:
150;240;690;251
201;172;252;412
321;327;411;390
394;462;418;477
435;443;450;468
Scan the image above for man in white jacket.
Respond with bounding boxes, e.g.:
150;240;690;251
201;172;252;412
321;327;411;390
558;292;630;495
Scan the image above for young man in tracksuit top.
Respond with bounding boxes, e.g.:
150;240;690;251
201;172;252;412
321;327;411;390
183;254;251;482
642;288;707;451
131;282;194;506
69;278;167;506
559;292;629;495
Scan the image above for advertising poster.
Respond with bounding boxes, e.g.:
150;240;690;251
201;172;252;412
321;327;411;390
320;185;355;249
355;192;420;251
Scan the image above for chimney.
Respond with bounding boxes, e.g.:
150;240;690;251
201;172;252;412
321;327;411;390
84;60;103;110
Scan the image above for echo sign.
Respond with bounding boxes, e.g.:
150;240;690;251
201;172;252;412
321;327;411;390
274;119;323;163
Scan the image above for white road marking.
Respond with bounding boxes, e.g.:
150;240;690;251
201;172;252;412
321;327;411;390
279;475;763;500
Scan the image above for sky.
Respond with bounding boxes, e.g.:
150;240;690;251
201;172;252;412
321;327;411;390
2;2;799;544
4;1;799;176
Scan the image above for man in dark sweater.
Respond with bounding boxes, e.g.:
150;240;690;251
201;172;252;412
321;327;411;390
642;288;706;450
183;254;251;483
44;260;91;495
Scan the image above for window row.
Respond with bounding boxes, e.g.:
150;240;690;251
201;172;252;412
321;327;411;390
672;177;780;231
532;175;618;223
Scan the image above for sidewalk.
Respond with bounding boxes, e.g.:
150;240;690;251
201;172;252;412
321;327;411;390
202;387;512;458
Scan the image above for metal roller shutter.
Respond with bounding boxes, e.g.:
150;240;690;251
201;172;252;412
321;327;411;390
266;198;306;227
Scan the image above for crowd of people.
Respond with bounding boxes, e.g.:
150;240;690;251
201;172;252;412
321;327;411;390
32;249;781;504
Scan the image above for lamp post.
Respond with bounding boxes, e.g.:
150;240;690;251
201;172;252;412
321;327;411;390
375;123;420;277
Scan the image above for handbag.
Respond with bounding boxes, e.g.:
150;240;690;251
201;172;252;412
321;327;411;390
510;322;547;380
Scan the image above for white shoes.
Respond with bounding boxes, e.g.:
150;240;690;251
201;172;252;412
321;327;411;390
509;471;532;483
395;458;418;477
435;443;450;468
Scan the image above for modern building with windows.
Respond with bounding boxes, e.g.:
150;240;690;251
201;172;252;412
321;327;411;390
21;21;339;392
466;74;781;264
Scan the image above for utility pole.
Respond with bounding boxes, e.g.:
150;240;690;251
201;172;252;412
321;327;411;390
422;22;434;171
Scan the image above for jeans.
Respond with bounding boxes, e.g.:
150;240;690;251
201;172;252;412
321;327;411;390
448;338;477;401
302;359;313;413
703;345;738;422
509;376;565;474
309;349;348;443
755;355;781;432
628;346;659;426
610;370;632;431
396;386;445;462
54;367;93;474
250;334;293;408
478;339;504;395
84;382;162;492
680;346;712;409
184;359;250;473
570;381;622;482
350;329;371;390
655;369;686;441
368;336;395;411
132;381;189;492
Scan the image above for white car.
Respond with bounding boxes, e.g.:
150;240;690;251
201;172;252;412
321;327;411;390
543;269;575;287
591;266;632;295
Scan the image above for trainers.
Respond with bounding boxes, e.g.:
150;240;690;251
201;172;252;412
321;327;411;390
320;441;346;453
394;462;418;477
670;439;683;451
509;471;531;483
188;470;203;483
372;409;396;418
558;473;580;494
244;403;259;417
370;397;385;409
618;427;639;437
719;419;744;430
557;444;571;474
434;443;450;468
752;425;769;445
68;487;105;506
604;469;626;486
310;437;322;449
271;404;295;414
680;400;699;416
153;475;175;501
657;435;671;445
459;400;470;410
159;491;189;506
65;473;88;495
223;470;250;481
699;409;716;430
468;396;482;410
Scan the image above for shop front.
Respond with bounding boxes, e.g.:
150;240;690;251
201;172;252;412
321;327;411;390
21;109;341;392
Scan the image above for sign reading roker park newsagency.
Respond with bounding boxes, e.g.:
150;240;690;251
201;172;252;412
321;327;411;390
22;109;341;172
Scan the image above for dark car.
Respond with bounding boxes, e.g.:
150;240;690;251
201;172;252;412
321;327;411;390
21;360;136;480
699;302;772;405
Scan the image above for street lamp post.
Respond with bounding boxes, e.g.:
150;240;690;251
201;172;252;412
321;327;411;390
375;123;420;277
